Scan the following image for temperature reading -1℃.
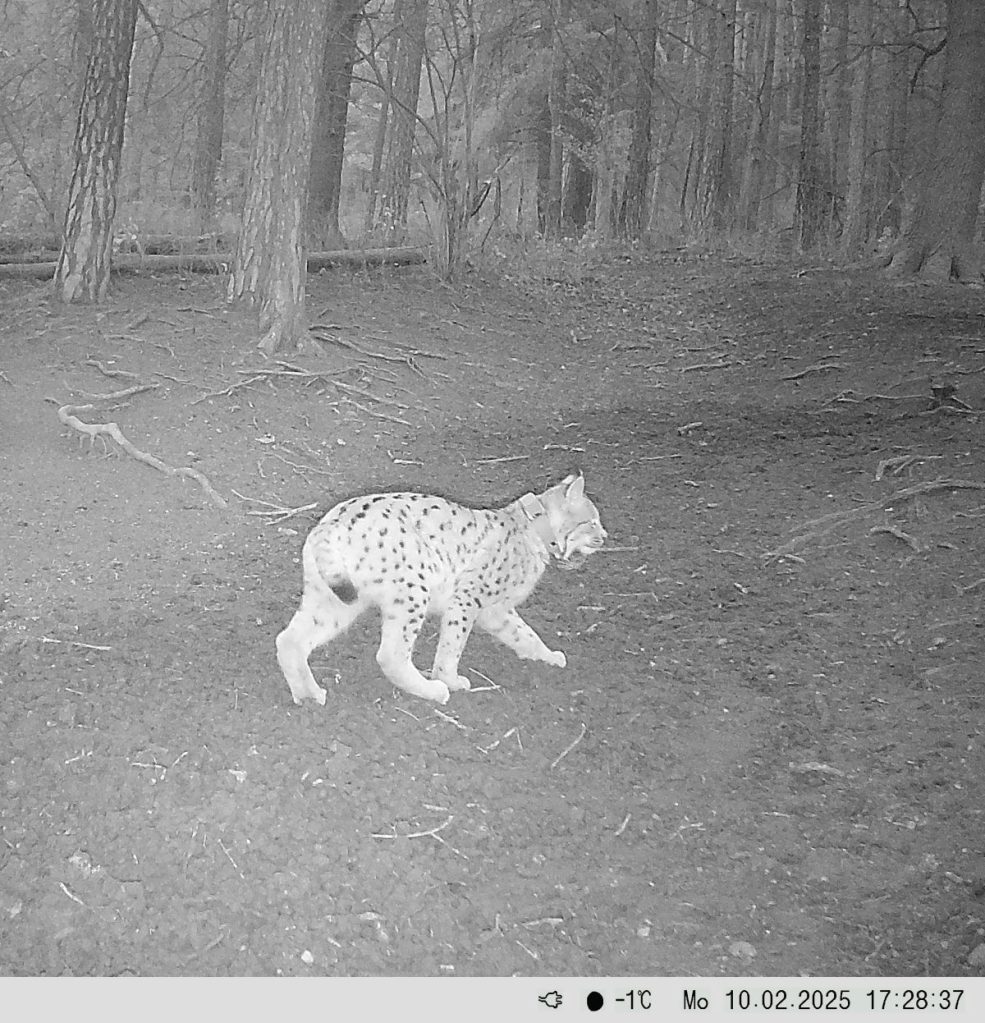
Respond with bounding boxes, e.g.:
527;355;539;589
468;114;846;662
615;989;652;1010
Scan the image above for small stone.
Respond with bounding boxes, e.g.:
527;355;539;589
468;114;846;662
300;949;314;965
968;943;985;968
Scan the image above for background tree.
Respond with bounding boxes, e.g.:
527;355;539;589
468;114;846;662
226;0;329;355
841;0;874;254
885;0;985;280
191;0;229;236
618;0;658;240
2;0;982;283
52;0;137;303
376;0;429;239
308;0;367;249
795;0;823;249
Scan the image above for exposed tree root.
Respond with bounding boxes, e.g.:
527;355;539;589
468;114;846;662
193;359;415;426
764;479;985;561
53;381;227;509
230;490;316;523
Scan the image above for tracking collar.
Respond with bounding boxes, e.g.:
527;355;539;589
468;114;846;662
517;493;562;557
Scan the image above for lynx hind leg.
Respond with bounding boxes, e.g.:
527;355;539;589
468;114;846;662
376;602;450;704
477;606;567;667
276;577;365;706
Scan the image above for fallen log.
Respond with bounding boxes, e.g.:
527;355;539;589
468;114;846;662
0;245;428;280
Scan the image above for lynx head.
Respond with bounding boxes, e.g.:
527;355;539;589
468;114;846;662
544;473;607;569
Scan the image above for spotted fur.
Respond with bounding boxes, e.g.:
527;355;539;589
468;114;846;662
275;473;606;705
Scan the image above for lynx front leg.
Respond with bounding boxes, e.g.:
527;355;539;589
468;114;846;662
377;609;451;704
430;598;479;692
477;606;567;667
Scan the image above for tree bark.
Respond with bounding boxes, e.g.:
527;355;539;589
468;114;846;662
841;0;874;253
618;0;658;240
591;14;620;238
363;0;403;233
544;1;566;240
737;0;776;231
701;0;737;229
227;0;328;355
886;0;985;280
825;0;850;230
308;0;366;250
561;153;593;233
876;2;909;237
191;0;229;235
52;0;137;304
378;0;428;241
796;0;824;248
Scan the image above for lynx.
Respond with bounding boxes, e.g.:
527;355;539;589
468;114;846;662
275;473;606;706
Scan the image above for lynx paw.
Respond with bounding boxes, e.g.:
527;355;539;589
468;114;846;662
292;685;327;706
547;650;567;668
424;679;451;704
444;674;472;692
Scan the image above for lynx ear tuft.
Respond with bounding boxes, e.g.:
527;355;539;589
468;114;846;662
564;473;585;500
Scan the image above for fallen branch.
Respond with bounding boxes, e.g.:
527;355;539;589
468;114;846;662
870;524;920;550
310;324;446;372
550;722;586;769
956;578;985;595
84;358;142;383
782;361;844;381
875;454;942;480
764;478;985;560
820;388;927;408
54;394;227;508
682;360;731;373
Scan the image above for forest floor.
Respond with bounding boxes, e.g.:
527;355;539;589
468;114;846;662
1;251;984;979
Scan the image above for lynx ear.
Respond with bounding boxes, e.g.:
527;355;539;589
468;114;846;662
564;473;585;500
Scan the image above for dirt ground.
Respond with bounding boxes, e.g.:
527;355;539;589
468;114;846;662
1;252;983;978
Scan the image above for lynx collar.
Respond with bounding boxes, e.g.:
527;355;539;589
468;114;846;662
517;493;562;557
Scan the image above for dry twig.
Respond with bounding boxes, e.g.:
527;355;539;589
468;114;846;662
782;361;844;381
870;524;920;550
682;360;731;373
230;490;317;523
550;722;587;769
764;478;985;560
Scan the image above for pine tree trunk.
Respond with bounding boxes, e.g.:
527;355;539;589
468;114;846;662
534;95;552;235
52;0;137;303
886;0;985;280
378;0;428;241
737;0;776;231
825;0;850;229
544;2;565;240
191;0;229;236
618;0;658;239
796;0;824;248
876;2;909;236
841;0;873;253
308;0;365;249
561;153;593;233
701;0;737;229
227;0;328;355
